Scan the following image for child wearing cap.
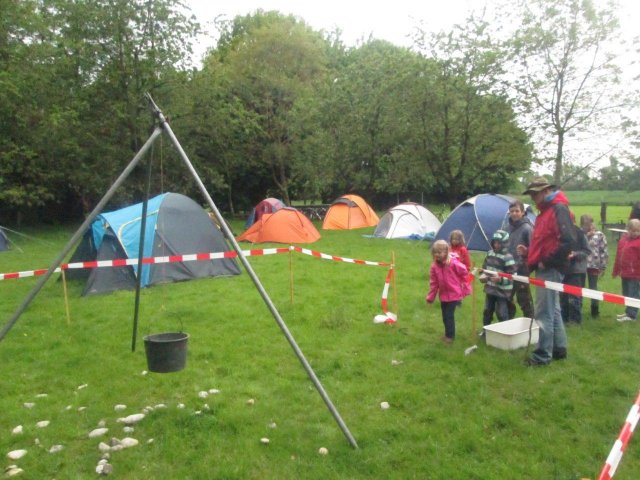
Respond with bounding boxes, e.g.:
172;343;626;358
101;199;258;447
479;230;516;334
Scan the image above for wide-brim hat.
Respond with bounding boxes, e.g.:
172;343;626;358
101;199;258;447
523;177;556;195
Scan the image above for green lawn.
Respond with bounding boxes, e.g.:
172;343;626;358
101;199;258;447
0;218;638;479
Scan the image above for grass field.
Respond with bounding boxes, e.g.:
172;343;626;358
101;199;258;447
0;216;639;479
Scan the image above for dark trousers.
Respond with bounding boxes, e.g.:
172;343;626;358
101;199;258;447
483;294;509;326
508;281;535;319
587;272;600;316
560;273;586;324
441;301;459;339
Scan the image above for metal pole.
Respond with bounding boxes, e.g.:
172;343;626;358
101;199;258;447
131;155;154;352
0;127;163;342
145;94;359;449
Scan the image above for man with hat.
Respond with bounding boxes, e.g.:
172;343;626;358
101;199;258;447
519;177;576;366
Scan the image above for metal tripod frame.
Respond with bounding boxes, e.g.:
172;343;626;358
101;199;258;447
0;94;358;449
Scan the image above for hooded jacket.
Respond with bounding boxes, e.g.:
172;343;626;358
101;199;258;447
527;191;576;274
482;233;516;299
612;233;640;280
507;216;533;275
427;254;469;303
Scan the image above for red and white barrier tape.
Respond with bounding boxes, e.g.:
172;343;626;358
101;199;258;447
598;391;640;480
486;271;640;310
0;248;288;281
374;266;397;324
1;246;395;324
290;246;391;266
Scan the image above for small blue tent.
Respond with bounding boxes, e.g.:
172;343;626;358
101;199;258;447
68;193;241;295
434;193;536;251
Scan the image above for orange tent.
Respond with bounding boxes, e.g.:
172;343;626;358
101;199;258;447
237;208;321;244
322;194;379;230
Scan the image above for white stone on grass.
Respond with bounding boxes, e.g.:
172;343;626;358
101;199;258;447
88;428;109;439
123;426;134;433
120;437;139;449
36;420;50;428
49;444;64;454
12;425;23;435
198;391;208;399
7;449;27;460
98;442;111;453
77;384;88;390
380;401;390;410
208;388;220;395
154;403;167;409
246;398;255;406
35;393;48;398
114;404;126;411
268;422;277;429
6;466;24;477
177;403;185;409
117;413;145;425
260;437;270;445
318;447;329;455
23;402;35;409
96;462;113;475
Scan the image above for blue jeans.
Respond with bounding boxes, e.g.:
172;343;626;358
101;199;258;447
531;267;567;364
622;279;640;319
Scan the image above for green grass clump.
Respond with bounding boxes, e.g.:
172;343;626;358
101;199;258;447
0;218;638;479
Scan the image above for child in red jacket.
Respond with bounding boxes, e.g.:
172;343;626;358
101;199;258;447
613;219;640;322
427;240;470;344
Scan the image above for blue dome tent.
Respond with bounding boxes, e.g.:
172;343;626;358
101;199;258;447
67;193;241;295
434;193;536;252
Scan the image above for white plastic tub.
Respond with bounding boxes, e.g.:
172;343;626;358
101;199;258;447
483;317;539;350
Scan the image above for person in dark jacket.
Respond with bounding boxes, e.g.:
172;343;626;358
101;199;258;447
479;230;516;332
506;200;534;319
520;177;576;366
560;219;592;324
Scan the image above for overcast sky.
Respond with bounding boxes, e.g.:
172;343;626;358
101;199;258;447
185;0;638;59
183;0;639;170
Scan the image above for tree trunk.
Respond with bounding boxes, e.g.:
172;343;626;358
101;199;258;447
554;132;564;186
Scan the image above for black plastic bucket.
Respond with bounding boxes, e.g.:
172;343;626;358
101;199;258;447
143;332;189;373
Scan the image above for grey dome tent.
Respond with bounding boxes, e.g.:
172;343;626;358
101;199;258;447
67;192;241;296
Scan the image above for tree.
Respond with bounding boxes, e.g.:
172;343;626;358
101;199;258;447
507;0;623;185
211;11;330;205
411;15;532;206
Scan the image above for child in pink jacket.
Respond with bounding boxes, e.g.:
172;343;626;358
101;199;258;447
427;240;470;343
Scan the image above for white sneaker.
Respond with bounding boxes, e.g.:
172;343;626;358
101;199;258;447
616;315;636;322
616;313;627;319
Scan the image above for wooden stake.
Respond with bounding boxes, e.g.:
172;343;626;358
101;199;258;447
289;247;294;305
61;268;71;325
471;274;477;339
